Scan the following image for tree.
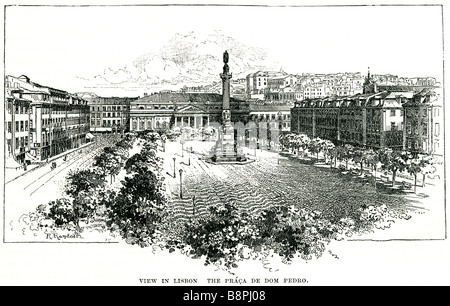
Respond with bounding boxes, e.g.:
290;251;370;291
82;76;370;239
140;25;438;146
323;141;336;168
125;151;163;175
65;169;106;198
106;169;168;248
406;158;422;193
94;148;122;184
72;190;100;224
352;148;365;175
293;134;310;157
378;149;409;187
419;155;436;187
308;137;323;160
336;144;354;170
363;148;380;185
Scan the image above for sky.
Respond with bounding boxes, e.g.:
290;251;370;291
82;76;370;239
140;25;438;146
3;4;445;96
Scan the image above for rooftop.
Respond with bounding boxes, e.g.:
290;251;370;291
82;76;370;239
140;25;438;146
132;92;244;104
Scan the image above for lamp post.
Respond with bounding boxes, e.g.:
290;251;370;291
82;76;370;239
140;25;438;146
188;147;191;166
179;168;184;199
192;195;196;217
173;156;176;178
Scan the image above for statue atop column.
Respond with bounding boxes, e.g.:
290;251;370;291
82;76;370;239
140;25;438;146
223;50;229;64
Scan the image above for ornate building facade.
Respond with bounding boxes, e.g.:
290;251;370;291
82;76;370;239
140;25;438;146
290;88;442;155
129;92;250;132
5;75;90;164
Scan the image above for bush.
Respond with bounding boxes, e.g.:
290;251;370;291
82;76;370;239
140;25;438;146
48;198;76;226
182;202;258;268
254;206;338;261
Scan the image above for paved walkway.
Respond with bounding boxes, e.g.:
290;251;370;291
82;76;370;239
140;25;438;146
160;139;445;240
4;142;95;184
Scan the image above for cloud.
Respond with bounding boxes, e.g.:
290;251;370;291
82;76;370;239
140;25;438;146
80;30;280;94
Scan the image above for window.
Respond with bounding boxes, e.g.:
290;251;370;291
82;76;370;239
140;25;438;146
435;123;440;137
7;122;11;133
390;109;396;117
434;108;440;117
16;121;19;131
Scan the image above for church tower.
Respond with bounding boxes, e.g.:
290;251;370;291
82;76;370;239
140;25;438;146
363;67;377;94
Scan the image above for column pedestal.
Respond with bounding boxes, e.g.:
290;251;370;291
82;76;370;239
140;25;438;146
211;110;246;163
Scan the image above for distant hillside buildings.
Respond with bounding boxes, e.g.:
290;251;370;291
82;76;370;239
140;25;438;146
291;71;443;155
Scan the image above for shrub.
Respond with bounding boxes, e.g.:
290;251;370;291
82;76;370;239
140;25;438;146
182;202;259;268
254;206;339;261
48;198;76;226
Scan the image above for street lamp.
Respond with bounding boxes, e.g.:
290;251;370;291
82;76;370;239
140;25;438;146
188;148;191;166
192;195;196;217
179;168;184;199
173;156;176;178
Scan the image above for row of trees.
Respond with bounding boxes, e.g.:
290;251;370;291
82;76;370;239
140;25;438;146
35;130;416;269
49;133;138;229
279;132;436;192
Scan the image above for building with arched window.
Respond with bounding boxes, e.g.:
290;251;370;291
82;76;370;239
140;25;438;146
129;91;250;132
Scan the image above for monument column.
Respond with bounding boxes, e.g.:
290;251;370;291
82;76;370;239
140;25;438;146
219;50;235;158
209;50;247;163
